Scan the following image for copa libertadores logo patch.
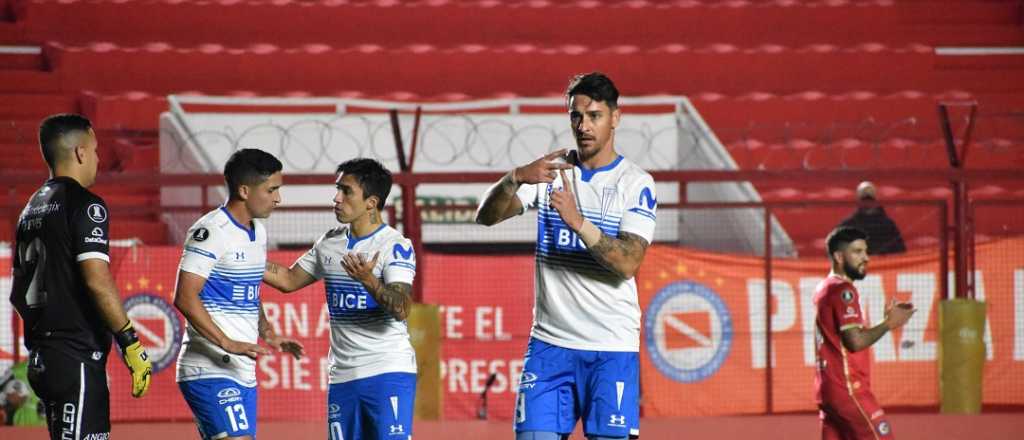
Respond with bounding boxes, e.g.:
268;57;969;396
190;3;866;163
644;280;734;383
123;294;184;373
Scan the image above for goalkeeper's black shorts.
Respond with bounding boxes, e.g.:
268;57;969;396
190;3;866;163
27;346;111;440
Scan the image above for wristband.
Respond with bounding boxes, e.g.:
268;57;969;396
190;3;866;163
578;220;603;247
114;321;140;349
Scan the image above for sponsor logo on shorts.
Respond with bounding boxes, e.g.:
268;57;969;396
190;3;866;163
83;434;110;440
217;387;241;399
328;403;341;416
877;421;890;435
644;281;734;383
124;294;184;373
92;351;102;361
61;403;76;438
519;371;538;390
388;424;405;435
607;414;627;428
217;387;242;404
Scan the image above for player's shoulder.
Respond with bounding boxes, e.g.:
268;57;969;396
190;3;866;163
378;226;414;255
824;276;857;298
186;209;234;240
195;209;232;229
615;157;654;184
58;178;107;212
315;226;349;247
379;225;412;245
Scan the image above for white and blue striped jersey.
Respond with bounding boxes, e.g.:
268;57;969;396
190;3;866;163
515;155;657;352
175;207;267;387
296;224;417;384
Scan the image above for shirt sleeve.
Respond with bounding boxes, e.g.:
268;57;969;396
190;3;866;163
833;285;865;332
71;196;111;263
178;223;228;279
619;173;657;244
382;237;416;285
514;182;541;214
294;234;325;280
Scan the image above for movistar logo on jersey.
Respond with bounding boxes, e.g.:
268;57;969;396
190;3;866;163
626;187;657;221
393;243;413;260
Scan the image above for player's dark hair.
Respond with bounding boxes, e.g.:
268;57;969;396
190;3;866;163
223;148;283;200
39;113;92;169
826;226;869;260
566;72;619;110
336;158;392;210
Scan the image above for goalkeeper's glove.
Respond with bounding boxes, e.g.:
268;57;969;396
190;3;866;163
115;321;152;398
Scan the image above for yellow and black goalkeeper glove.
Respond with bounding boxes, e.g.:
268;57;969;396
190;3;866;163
115;321;152;398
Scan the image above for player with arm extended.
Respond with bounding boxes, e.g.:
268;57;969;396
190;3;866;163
476;72;657;440
263;158;417;440
174;148;304;440
10;114;152;439
814;226;916;440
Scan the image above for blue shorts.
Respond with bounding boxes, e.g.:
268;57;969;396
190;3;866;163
514;338;639;438
327;372;416;440
179;379;258;439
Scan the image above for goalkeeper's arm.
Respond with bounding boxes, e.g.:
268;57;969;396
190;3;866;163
80;258;152;398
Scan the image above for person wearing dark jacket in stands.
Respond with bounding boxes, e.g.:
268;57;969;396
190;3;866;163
838;181;906;255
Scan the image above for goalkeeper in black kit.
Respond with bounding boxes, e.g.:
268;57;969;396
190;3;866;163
9;114;152;440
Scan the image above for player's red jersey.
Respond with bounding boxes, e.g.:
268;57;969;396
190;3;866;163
814;274;872;402
813;274;894;440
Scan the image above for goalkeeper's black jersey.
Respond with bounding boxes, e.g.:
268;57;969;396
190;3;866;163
10;177;113;359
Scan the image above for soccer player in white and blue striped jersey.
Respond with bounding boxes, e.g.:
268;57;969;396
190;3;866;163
174;149;304;440
477;73;657;440
263;158;417;440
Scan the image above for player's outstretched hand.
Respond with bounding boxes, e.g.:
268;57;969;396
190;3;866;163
550;169;583;231
885;299;916;330
515;149;574;185
266;334;305;360
223;339;271;360
341;251;380;289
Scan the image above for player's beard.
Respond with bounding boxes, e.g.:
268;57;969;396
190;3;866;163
844;260;867;281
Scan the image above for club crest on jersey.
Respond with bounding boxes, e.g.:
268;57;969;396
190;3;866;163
87;203;107;223
192;227;210;242
644;280;733;383
842;290;854;303
123;294;184;373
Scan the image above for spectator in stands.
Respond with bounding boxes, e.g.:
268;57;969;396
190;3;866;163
838;181;906;255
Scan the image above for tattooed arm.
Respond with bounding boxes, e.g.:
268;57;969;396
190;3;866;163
585;231;650;279
340;252;414;321
548;169;651;279
263;260;316;293
366;281;413;321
